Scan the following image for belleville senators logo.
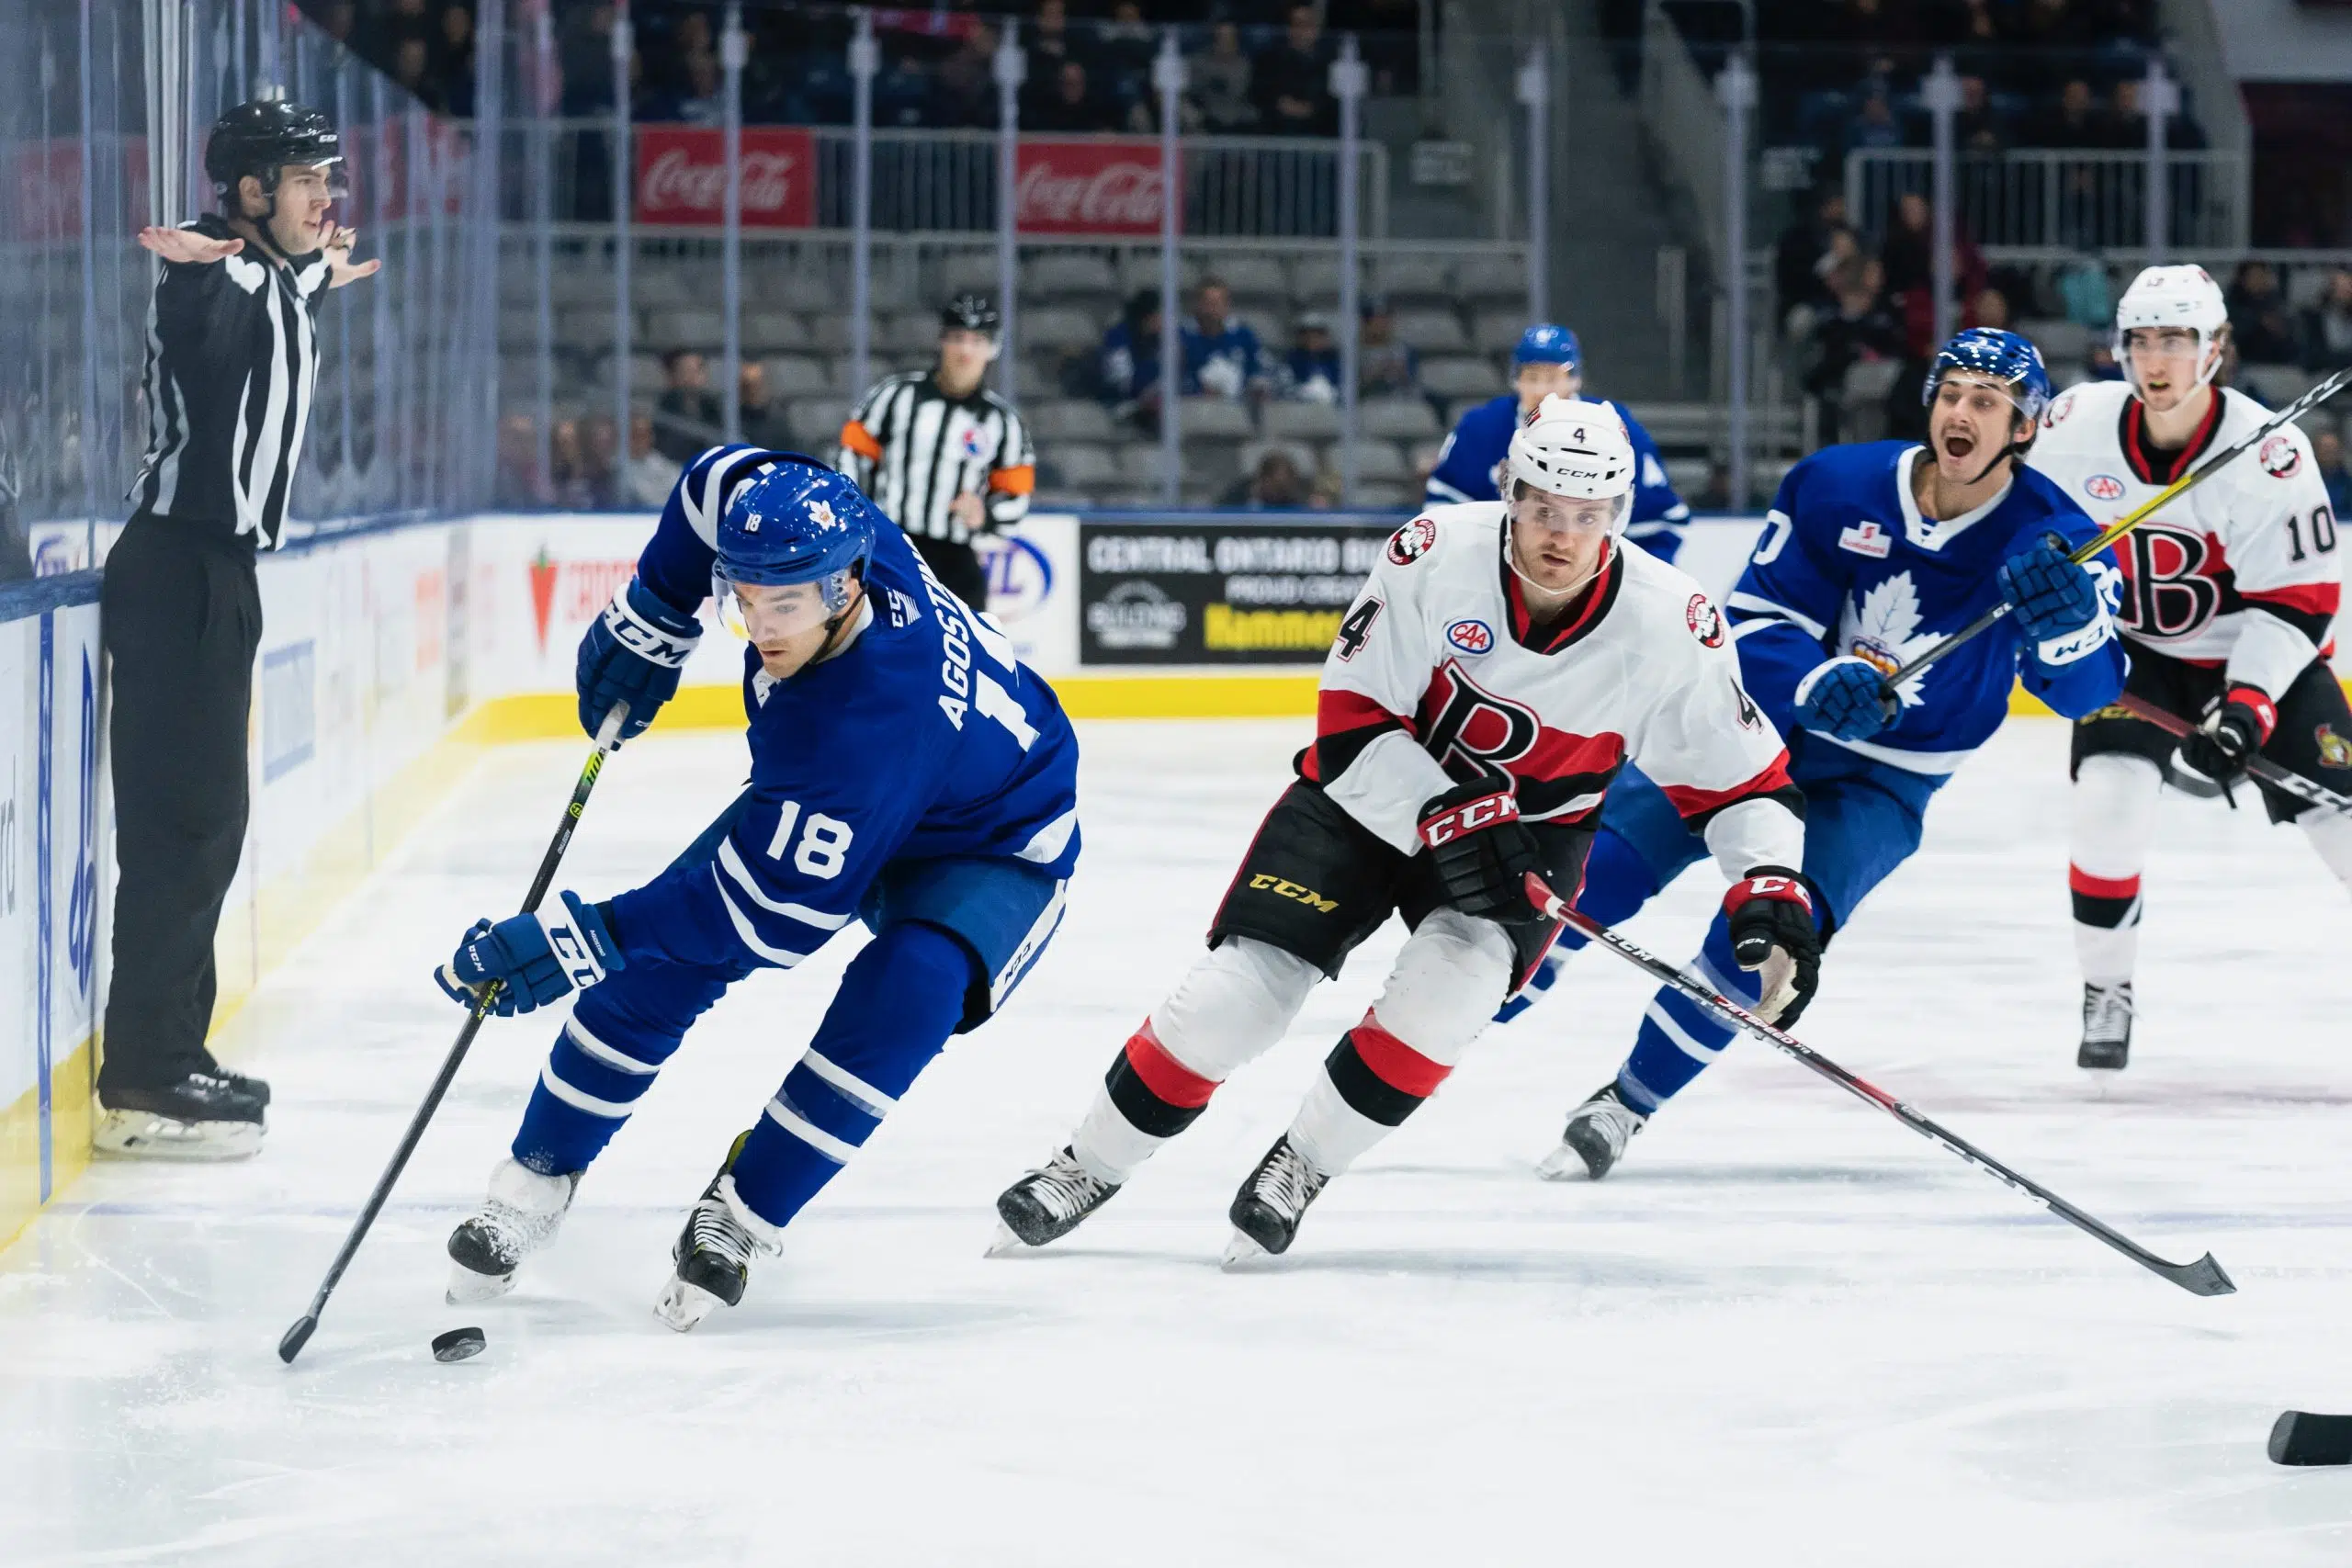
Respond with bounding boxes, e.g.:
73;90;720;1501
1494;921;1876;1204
1385;516;1439;566
1686;592;1724;648
2261;434;2303;480
2318;724;2352;770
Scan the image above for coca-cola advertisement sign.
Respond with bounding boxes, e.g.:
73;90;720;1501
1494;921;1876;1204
636;126;815;229
1014;139;1175;236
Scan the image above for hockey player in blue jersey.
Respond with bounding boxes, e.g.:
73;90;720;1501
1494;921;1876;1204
436;446;1080;1329
1424;323;1690;561
1503;329;2129;1180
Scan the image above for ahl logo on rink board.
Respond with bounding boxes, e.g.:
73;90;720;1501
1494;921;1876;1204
2086;474;2127;502
1385;516;1439;566
1446;618;1494;654
1685;594;1724;648
2262;434;2303;479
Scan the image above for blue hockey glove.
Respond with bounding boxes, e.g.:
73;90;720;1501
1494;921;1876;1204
1794;656;1897;741
576;577;702;742
435;891;625;1017
1996;540;2101;642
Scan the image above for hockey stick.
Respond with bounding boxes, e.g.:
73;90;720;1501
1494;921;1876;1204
277;702;631;1364
2112;692;2352;817
1881;364;2352;695
1521;872;2236;1298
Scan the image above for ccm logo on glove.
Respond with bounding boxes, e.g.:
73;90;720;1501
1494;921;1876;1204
1418;788;1520;846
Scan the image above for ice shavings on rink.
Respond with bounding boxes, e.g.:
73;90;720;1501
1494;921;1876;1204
6;717;2352;1566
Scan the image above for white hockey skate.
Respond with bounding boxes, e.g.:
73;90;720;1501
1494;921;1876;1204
1223;1135;1329;1265
2078;981;2134;1072
446;1157;581;1304
989;1145;1121;1254
1537;1083;1647;1181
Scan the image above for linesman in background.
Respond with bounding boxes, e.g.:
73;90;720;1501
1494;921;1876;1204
96;100;379;1159
838;294;1035;611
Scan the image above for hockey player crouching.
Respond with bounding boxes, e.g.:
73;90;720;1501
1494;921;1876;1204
436;449;1080;1329
994;398;1819;1261
1515;330;2128;1181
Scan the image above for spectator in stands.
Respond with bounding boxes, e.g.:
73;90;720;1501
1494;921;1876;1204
1188;22;1258;133
2085;342;2124;381
1255;5;1338;138
1280;313;1340;404
1184;276;1270;403
2314;427;2352;514
623;412;673;506
435;5;477;117
1880;190;1936;299
1097;2;1159;128
391;37;437;109
2301;268;2352;370
1774;187;1856;332
739;361;786;449
1358;299;1420;400
1027;60;1117;133
1024;0;1078;94
932;21;1001;130
874;50;933;130
1101;289;1178;433
657;47;724;125
579;415;621;509
2228;261;2301;366
652;349;722;463
1222;448;1314;510
559;3;621;115
1804;255;1900;444
1970;285;2012;331
1846;89;1905;155
549;417;587;505
1955;74;2006;153
2030;79;2104;150
2055;251;2113;328
495;413;548;507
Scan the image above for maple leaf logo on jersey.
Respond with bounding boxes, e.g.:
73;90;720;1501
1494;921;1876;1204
1838;572;1936;709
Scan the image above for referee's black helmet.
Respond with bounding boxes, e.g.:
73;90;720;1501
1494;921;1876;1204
941;293;1001;339
205;99;345;207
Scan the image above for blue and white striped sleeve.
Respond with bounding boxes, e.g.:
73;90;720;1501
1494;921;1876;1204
637;444;827;613
1618;406;1691;555
1724;461;1848;734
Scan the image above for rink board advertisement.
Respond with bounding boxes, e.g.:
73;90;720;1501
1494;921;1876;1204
0;580;105;1247
1076;518;1402;666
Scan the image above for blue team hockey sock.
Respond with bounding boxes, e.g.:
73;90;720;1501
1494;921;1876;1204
511;1012;679;1176
1495;828;1662;1025
731;921;971;1229
1613;917;1753;1115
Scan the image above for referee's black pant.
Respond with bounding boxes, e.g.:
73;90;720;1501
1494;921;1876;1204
98;519;262;1095
907;532;989;614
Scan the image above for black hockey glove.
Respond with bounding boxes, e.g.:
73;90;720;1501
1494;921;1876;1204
1418;778;1545;924
1723;867;1821;1025
2176;683;2277;790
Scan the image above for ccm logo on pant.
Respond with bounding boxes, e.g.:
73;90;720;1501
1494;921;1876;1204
1250;874;1338;913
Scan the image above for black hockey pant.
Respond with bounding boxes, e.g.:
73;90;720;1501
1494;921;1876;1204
98;521;262;1095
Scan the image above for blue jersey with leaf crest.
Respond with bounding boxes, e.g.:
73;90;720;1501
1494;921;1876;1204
1728;440;2126;776
601;445;1081;974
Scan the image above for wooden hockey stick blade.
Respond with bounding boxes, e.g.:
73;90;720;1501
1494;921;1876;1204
2270;1411;2352;1466
1881;363;2352;693
2112;693;2352;816
1521;873;2235;1297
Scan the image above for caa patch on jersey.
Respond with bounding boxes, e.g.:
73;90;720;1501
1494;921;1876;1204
1685;593;1724;648
2262;434;2303;479
1386;516;1439;566
2086;473;2126;502
1446;617;1495;654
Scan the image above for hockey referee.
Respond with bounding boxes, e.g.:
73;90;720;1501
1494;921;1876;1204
837;294;1035;610
96;99;379;1159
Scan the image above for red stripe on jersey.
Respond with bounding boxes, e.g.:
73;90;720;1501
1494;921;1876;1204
1349;1010;1453;1097
2069;865;2141;901
2243;581;2343;619
1518;725;1627;783
1304;688;1413;784
1123;1021;1220;1108
1504;546;1621;655
1658;750;1795;818
1317;687;1408;738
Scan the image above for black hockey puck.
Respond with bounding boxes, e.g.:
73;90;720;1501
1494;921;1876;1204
2269;1411;2352;1466
431;1326;487;1363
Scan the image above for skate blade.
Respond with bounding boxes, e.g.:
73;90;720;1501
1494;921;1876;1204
447;1262;517;1306
654;1276;725;1333
1220;1230;1271;1269
93;1111;262;1162
983;1222;1033;1258
1534;1141;1590;1181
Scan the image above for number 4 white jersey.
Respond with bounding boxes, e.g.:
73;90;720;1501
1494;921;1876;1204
1300;502;1804;878
2028;380;2341;697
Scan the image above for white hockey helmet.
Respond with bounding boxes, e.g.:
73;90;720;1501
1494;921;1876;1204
1505;395;1636;532
2113;264;2229;395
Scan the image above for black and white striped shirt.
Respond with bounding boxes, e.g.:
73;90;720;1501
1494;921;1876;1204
837;372;1035;546
129;215;330;548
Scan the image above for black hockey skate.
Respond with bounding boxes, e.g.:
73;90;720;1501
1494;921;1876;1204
2078;981;2134;1071
1225;1135;1330;1263
447;1158;582;1303
991;1145;1121;1252
1538;1082;1648;1181
655;1132;775;1332
93;1070;266;1160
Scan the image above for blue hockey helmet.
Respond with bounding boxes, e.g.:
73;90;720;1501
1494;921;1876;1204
712;461;879;638
1513;323;1582;367
1921;327;2052;426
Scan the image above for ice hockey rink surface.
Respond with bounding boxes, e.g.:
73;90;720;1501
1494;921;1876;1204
6;716;2351;1566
